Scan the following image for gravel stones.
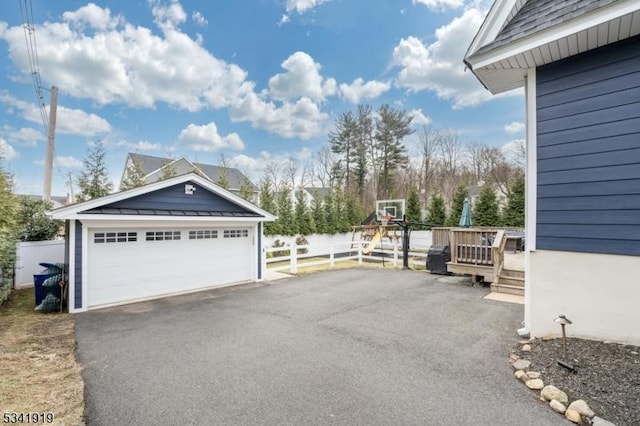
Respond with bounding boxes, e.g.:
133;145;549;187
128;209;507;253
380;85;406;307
511;359;531;370
541;385;569;404
549;400;566;414
565;409;582;424
525;378;544;390
567;400;595;418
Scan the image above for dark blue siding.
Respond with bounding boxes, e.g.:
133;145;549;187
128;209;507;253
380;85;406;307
536;35;640;256
74;220;82;309
100;181;250;213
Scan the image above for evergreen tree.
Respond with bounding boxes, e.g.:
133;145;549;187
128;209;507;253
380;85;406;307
334;189;351;233
345;195;362;229
294;189;315;235
0;163;17;304
259;179;277;235
120;157;146;191
473;184;500;226
77;141;113;201
329;111;358;193
406;188;422;224
17;198;60;241
374;104;413;198
311;194;327;234
276;186;296;235
323;192;337;234
446;184;469;226
502;172;525;227
426;193;447;227
239;177;255;202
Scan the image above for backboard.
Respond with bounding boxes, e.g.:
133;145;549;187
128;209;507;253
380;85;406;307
375;199;405;222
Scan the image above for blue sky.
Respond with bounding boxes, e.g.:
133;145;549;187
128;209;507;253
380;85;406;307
0;0;525;196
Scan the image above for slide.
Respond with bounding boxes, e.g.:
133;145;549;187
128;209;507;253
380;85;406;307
361;232;382;255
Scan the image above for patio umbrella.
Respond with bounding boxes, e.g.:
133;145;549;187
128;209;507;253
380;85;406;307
459;197;472;228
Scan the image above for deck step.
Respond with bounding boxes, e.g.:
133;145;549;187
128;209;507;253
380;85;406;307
490;283;524;296
500;268;524;279
498;276;524;287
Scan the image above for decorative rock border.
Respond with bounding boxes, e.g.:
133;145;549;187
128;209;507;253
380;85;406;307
510;339;617;426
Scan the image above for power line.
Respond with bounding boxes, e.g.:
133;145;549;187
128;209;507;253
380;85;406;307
19;0;49;133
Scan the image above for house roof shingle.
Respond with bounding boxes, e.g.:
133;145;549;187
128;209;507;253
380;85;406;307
475;0;617;55
128;153;256;191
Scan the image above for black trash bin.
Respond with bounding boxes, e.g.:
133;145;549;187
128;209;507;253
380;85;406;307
426;245;451;275
33;263;63;306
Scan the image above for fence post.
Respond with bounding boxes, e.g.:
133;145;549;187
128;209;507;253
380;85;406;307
329;244;335;268
290;243;297;274
358;240;363;265
393;242;398;267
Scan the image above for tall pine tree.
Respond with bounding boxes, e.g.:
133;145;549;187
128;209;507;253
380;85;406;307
406;188;422;224
276;186;296;235
294;189;315;235
446;184;469;226
259;179;277;235
374;104;413;198
77;141;113;201
426;193;447;227
473;184;500;226
311;193;327;234
502;172;525;227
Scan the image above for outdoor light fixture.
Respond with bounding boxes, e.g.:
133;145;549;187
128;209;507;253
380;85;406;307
554;314;575;372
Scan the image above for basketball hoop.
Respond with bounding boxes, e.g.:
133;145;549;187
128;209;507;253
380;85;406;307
380;213;393;227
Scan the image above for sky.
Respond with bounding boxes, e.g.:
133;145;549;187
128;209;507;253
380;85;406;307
0;0;525;196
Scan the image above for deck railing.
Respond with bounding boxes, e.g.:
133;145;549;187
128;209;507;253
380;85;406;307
432;227;521;268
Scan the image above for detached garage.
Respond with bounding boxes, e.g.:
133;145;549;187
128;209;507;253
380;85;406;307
51;173;275;313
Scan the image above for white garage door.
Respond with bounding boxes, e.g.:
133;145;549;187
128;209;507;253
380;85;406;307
87;227;254;307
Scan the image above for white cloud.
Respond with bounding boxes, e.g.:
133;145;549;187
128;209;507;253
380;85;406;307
230;93;327;139
55;156;83;168
286;0;331;14
0;3;253;112
278;14;291;26
116;140;162;151
0;137;18;160
408;108;432;126
391;8;520;109
412;0;464;11
339;78;391;104
0;92;111;137
178;122;245;152
504;121;525;134
268;52;336;102
8;127;44;147
151;0;187;32
502;139;526;166
228;148;313;182
191;11;208;26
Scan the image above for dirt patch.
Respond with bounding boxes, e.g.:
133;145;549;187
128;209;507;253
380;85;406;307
0;288;84;425
514;337;640;426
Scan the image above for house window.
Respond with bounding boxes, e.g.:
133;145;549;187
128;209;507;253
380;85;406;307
94;232;137;244
188;230;218;240
145;231;182;241
223;229;249;238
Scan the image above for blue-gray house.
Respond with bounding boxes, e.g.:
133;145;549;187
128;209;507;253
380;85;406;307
51;173;275;312
465;0;640;345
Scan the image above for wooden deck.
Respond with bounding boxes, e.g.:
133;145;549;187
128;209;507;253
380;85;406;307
432;227;525;295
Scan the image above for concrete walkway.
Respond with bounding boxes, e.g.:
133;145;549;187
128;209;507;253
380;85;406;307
76;269;564;425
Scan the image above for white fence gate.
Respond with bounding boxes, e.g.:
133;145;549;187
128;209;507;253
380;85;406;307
15;240;65;288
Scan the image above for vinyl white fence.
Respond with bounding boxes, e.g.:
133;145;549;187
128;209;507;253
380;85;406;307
15;240;65;288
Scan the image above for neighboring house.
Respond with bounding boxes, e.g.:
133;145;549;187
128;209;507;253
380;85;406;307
121;153;258;200
290;187;331;208
467;182;507;212
51;173;275;313
18;194;72;209
465;0;640;345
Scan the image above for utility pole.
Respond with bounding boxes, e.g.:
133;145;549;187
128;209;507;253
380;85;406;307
43;85;58;201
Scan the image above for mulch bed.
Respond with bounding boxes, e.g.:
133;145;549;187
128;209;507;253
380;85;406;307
514;337;640;426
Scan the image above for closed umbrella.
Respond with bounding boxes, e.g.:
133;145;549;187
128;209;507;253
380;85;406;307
459;197;472;228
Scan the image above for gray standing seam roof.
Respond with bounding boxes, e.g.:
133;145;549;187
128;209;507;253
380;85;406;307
472;0;617;56
128;153;257;191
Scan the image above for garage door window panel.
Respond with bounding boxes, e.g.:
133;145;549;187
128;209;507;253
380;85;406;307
189;230;218;240
224;229;249;238
94;232;137;244
146;231;182;241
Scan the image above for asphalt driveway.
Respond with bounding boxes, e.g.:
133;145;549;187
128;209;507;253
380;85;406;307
76;268;565;425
